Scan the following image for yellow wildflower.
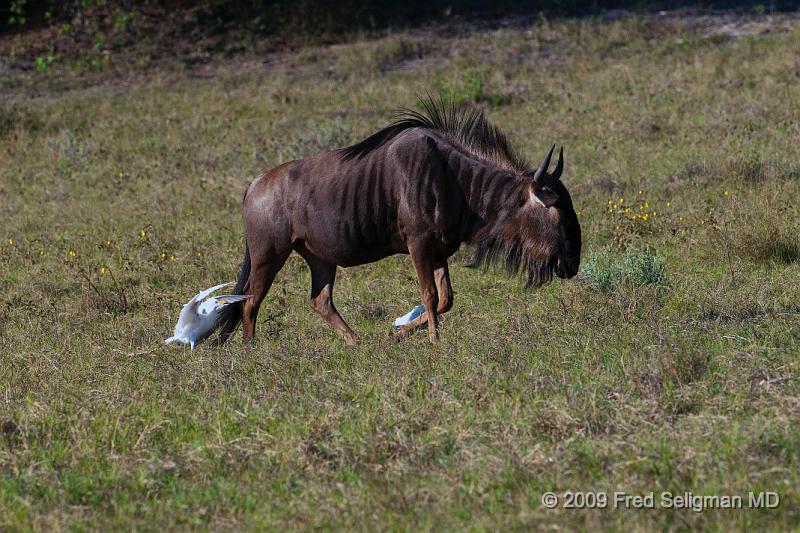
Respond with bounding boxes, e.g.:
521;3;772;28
68;250;77;257
169;255;175;261
140;229;146;238
100;267;108;274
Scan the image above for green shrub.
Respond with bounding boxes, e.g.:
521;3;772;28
580;247;618;292
581;246;667;292
622;247;667;286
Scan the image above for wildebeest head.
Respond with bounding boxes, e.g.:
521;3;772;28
470;143;581;287
522;145;581;281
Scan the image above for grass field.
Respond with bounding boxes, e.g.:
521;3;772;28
2;11;800;530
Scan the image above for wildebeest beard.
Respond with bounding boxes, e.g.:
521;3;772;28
467;216;557;289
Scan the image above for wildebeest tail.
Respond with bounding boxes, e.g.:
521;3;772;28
214;242;250;346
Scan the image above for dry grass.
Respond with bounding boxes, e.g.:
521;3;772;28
1;11;799;531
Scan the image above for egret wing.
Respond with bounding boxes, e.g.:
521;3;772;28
212;294;250;304
197;294;249;316
190;282;234;304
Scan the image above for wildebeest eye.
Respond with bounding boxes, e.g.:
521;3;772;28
530;183;559;208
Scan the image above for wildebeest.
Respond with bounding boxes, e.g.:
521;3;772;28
217;98;581;347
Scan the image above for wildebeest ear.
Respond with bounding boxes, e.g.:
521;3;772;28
529;183;559;208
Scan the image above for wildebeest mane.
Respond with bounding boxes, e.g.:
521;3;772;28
340;97;530;173
469;234;555;289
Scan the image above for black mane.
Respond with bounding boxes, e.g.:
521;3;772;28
468;235;555;289
340;96;529;173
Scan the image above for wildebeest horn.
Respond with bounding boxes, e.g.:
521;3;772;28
533;144;556;182
551;146;563;180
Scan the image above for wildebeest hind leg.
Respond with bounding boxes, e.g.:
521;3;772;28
242;251;290;347
394;260;452;340
297;246;359;346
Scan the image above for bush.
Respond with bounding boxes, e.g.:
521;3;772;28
623;247;667;286
581;246;667;292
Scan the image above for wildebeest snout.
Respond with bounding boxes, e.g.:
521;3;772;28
556;256;579;279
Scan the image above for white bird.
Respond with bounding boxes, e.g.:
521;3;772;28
164;282;250;349
393;304;425;328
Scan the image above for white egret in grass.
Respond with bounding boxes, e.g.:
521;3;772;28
165;282;249;349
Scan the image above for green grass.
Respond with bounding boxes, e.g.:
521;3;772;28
2;13;800;531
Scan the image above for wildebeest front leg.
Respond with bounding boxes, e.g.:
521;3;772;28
394;260;453;340
299;248;359;346
405;243;441;343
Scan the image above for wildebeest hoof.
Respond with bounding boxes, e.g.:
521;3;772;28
385;328;404;344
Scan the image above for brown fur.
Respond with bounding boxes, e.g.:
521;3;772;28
217;98;581;346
